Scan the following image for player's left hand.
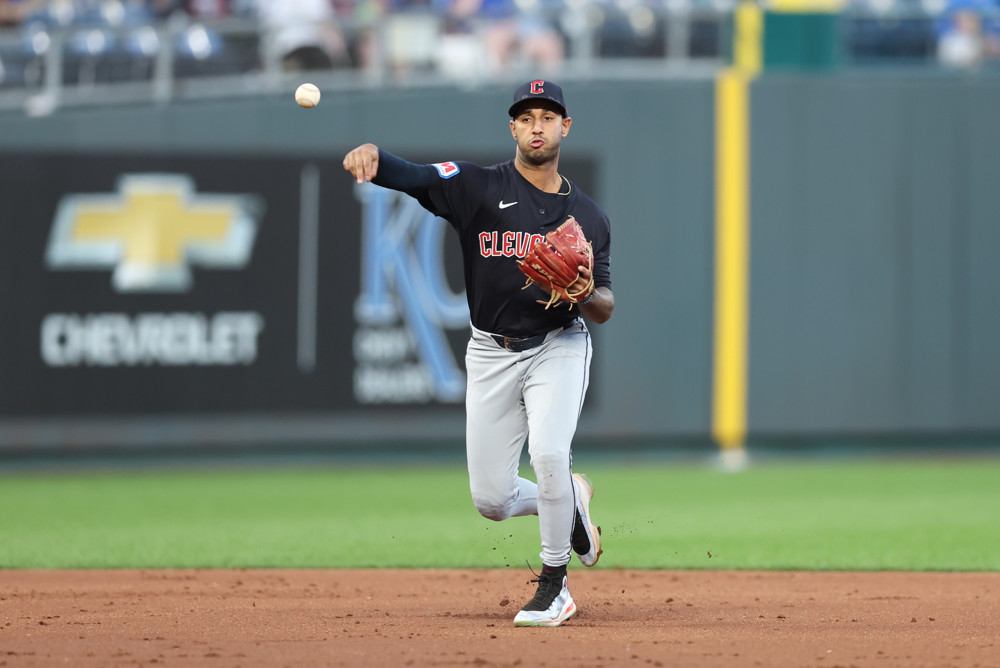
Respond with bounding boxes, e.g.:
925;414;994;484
568;264;594;302
531;266;591;299
517;216;594;309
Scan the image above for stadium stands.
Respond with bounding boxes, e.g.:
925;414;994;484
0;0;997;111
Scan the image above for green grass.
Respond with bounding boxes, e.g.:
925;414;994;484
1;458;998;570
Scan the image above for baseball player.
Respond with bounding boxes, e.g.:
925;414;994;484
342;80;614;627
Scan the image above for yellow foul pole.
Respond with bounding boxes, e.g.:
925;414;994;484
712;1;760;469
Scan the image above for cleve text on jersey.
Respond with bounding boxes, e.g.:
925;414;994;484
479;230;545;258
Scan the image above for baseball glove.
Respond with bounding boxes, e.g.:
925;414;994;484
518;215;595;309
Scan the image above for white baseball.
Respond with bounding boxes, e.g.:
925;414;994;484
295;83;321;109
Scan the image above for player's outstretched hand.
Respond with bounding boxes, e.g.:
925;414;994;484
343;143;380;184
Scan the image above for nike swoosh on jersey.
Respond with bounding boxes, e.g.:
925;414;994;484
498;201;518;209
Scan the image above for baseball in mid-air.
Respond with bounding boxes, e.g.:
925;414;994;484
295;83;321;109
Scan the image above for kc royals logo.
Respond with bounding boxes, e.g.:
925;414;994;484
353;184;468;404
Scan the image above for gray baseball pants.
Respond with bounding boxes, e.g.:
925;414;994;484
464;319;592;567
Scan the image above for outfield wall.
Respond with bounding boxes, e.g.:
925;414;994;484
0;75;997;453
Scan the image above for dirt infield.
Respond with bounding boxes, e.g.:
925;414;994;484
1;570;997;667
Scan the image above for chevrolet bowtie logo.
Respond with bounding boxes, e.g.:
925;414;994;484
45;174;262;292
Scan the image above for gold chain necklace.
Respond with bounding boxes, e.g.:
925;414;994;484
556;174;572;196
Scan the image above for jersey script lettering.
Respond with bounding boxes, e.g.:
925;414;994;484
478;231;545;258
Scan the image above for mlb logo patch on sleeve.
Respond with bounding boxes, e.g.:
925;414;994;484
432;162;460;179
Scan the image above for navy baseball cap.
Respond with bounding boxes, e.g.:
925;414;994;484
508;80;568;117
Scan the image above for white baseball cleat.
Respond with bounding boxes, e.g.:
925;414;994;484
513;573;577;627
572;473;602;567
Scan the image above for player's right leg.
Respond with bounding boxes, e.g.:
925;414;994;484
464;327;536;521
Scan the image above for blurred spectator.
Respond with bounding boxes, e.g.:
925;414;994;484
377;0;440;77
0;0;45;88
256;0;350;71
147;0;182;19
589;0;664;58
334;0;381;72
435;0;563;78
937;0;1000;68
147;0;255;19
153;0;262;77
0;0;45;27
187;0;231;17
478;0;563;74
437;0;488;79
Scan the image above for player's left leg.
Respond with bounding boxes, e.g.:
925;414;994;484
522;325;592;567
512;325;592;627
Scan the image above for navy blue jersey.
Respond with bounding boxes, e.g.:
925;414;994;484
413;159;611;337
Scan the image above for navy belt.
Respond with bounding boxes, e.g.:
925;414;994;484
491;323;573;352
